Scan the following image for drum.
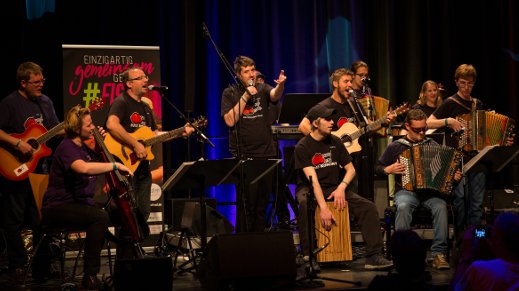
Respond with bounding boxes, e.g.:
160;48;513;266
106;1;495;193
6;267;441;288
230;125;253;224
314;201;352;262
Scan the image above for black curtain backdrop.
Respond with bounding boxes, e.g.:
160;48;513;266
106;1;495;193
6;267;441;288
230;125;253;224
3;0;518;205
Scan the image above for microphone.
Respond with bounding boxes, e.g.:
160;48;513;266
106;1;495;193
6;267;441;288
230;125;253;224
361;77;371;84
247;79;254;87
148;85;168;91
348;89;357;98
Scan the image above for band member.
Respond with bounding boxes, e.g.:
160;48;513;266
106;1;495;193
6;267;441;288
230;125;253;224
298;68;394;198
220;55;286;232
427;64;514;233
0;62;61;284
295;104;393;270
105;66;193;256
38;105;132;289
377;109;462;270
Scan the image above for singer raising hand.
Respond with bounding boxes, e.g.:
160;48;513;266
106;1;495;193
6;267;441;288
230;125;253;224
220;55;286;232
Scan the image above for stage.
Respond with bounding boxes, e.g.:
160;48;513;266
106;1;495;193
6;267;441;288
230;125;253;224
0;243;455;290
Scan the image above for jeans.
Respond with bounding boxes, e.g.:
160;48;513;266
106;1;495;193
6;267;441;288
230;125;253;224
394;190;448;256
453;171;485;232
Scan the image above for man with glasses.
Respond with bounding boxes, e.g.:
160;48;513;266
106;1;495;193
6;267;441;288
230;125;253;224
105;66;193;257
0;62;61;283
377;109;461;270
426;64;494;236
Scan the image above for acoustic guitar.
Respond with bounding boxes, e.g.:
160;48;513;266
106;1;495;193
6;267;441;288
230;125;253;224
104;116;207;173
332;103;409;154
0;100;104;181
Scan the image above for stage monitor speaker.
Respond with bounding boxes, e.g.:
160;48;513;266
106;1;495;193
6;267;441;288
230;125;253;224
198;231;296;290
114;256;173;291
165;198;233;236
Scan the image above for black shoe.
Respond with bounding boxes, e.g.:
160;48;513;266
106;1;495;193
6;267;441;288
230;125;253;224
82;274;102;290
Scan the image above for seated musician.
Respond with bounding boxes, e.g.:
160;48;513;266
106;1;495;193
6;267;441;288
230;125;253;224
294;104;393;271
35;105;132;290
376;109;462;270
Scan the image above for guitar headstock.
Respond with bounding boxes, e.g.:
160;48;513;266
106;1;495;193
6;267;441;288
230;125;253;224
192;116;208;129
393;102;410;116
88;98;105;112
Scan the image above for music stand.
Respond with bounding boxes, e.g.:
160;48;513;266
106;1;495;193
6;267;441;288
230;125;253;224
462;145;519;222
277;93;329;124
162;158;282;247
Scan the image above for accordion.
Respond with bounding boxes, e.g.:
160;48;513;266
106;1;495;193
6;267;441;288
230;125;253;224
456;110;515;151
399;144;462;195
357;95;389;136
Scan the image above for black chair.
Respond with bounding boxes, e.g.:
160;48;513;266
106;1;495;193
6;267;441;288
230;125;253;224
23;173;113;286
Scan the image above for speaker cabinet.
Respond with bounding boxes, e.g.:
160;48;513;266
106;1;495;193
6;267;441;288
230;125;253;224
166;198;233;237
114;256;173;290
198;231;296;290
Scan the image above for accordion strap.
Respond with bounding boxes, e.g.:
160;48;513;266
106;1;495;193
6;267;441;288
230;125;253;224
449;95;479;112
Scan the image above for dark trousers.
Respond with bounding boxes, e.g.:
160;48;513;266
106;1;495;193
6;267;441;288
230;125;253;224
0;178;39;268
296;187;383;256
235;158;276;233
38;203;110;275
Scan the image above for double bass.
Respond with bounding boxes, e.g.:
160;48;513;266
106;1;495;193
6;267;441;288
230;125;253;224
92;128;149;242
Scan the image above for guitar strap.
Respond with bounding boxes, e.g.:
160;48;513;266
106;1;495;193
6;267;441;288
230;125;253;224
448;95;479;112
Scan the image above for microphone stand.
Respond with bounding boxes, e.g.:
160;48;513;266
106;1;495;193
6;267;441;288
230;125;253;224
156;88;215;148
203;22;253;232
348;89;375;199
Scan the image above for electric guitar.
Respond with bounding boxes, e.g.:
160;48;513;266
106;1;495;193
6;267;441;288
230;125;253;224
332;103;409;154
0;99;105;181
104;116;207;173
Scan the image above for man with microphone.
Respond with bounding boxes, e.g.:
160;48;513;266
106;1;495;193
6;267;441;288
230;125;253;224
221;55;286;232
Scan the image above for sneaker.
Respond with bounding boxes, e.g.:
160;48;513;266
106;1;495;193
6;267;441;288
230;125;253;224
364;254;393;270
432;254;450;270
82;274;102;290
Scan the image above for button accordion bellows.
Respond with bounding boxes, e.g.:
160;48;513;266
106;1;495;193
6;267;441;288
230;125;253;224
399;144;462;195
456;110;515;152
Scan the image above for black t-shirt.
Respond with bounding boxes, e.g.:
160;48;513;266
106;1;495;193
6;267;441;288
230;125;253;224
294;134;352;195
221;83;277;158
412;103;436;118
107;92;157;133
0;91;60;134
308;97;360;131
432;94;483;148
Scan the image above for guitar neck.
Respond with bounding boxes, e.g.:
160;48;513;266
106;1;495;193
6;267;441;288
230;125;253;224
365;113;388;133
143;127;185;147
36;122;64;144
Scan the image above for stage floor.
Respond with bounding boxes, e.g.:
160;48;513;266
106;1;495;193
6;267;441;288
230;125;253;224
1;249;454;290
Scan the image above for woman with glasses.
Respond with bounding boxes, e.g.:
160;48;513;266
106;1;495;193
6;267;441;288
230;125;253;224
0;62;62;284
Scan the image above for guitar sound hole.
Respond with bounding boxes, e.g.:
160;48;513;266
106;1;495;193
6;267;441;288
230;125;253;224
27;139;39;150
342;136;352;147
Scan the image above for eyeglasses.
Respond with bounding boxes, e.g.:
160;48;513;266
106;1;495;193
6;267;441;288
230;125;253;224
458;80;475;87
128;75;149;81
355;74;369;78
26;78;46;86
409;126;428;134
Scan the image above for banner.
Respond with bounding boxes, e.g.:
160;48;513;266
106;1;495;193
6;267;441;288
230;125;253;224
62;44;164;246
